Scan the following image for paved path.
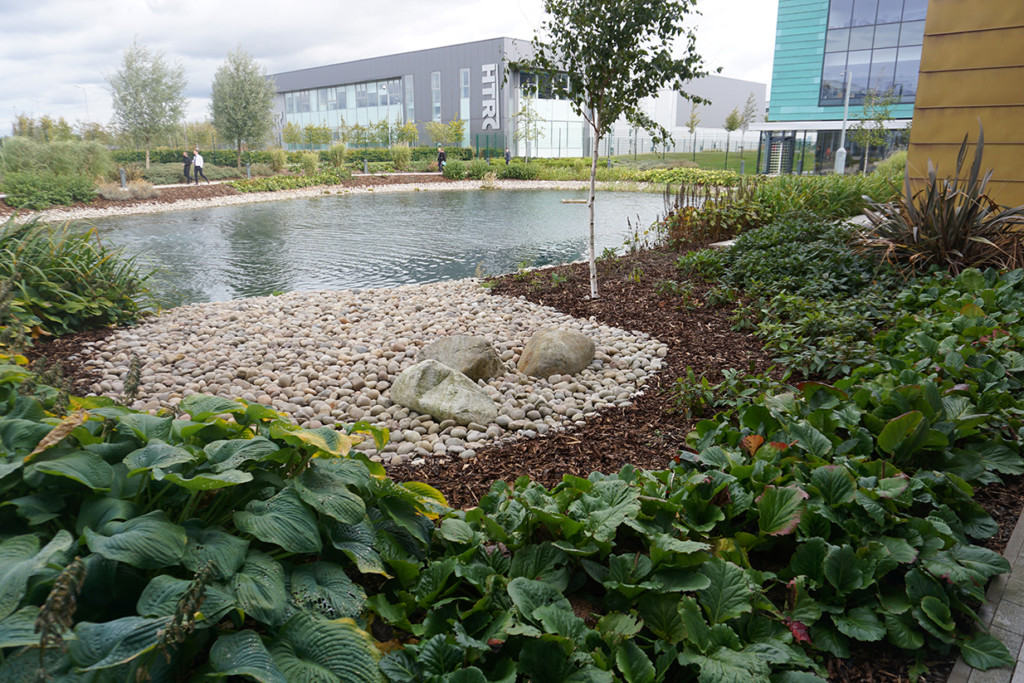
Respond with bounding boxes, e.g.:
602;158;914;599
949;506;1024;682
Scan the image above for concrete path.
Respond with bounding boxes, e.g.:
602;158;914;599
949;507;1024;682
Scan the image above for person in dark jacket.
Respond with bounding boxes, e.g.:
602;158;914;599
182;151;192;184
436;147;446;170
504;148;511;164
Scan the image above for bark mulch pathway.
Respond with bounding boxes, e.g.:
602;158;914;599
27;246;1024;683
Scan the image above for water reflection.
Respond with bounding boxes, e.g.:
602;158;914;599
86;189;666;306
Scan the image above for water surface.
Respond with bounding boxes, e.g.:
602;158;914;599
88;189;666;305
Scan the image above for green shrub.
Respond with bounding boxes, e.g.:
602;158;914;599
268;148;288;172
0;217;152;340
1;138;115;183
497;162;539;180
874;149;906;182
1;172;96;209
127;180;159;199
442;159;467;179
228;168;351;193
96;183;132;201
466;159;491;180
753;172;900;221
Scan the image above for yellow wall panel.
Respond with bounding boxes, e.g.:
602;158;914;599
924;1;1024;35
919;30;1024;72
914;68;1024;108
912;107;1024;145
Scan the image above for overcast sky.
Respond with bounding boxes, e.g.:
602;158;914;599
0;0;779;136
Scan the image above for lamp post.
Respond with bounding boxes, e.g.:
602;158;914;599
74;85;90;122
834;71;851;174
380;84;391;148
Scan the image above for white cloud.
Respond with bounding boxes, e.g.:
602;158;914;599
1;0;778;134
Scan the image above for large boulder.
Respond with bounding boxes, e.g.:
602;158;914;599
390;359;497;426
517;328;595;378
417;335;504;381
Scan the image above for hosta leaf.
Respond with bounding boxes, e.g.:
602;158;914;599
76;496;138;535
208;630;287;683
0;606;43;648
180;393;248;420
2;493;64;525
400;481;449;512
232;551;288;627
294;466;366;524
418;633;464;676
756;486;808;536
833;606;884;642
438;518;475;544
84;511;186;569
67;615;170;671
697;558;753;625
877;411;924;455
116;413;174;442
289;562;366;620
615;639;655;683
960;633;1015;670
205;437;282;473
122;440;195;476
329;520;389;577
183;522;249;580
31;451;113;491
136;574;236;624
161;468;253;490
809;465;855;506
234;487;322;554
269;424;356;457
270;612;381;683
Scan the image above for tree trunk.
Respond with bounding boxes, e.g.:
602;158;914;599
724;133;730;169
237;142;243;169
145;148;151;169
588;111;600;300
863;143;870;173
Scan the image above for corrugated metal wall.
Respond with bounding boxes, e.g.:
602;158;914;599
907;1;1024;207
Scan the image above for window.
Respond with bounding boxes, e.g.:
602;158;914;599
296;90;310;113
337;87;347;110
404;74;415;125
389;79;401;105
460;68;470;99
355;83;367;108
285;92;295;114
820;0;926;106
431;71;441;121
378;81;389;107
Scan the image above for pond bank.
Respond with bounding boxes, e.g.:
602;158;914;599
12;177;657;224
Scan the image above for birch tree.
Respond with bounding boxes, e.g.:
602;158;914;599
512;0;711;298
210;47;277;167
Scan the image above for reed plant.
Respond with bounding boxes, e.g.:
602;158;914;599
0;216;153;341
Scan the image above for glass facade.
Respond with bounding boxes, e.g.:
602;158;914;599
431;71;441;122
820;0;926;106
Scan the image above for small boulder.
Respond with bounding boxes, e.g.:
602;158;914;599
417;335;504;381
390;359;497;426
517;328;595;378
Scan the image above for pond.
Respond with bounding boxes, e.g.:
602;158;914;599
87;189;668;306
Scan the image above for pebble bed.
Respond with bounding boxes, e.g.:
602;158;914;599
82;279;668;466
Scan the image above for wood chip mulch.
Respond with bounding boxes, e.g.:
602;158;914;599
26;246;1024;683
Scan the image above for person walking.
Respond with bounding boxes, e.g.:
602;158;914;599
436;147;446;170
193;148;209;184
504;148;511;165
182;151;192;184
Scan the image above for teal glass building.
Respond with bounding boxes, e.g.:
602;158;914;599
756;0;927;173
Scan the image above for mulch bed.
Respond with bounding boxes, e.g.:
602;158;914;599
26;242;1024;683
0;173;453;220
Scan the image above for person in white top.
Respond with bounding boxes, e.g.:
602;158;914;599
193;149;209;184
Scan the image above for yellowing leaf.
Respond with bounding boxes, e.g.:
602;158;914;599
25;409;89;462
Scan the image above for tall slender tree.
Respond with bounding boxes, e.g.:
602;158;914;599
107;39;188;168
723;107;742;169
512;0;711;299
686;104;701;162
739;92;758;159
210;47;278;167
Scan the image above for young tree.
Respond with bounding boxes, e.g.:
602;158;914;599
512;89;546;161
394;121;419;146
446;118;467;147
209;47;277;167
851;88;899;172
302;123;332;150
106;39;188;168
686;104;700;162
723;107;742;169
513;0;711;299
282;121;303;149
739;92;758;159
423;119;465;147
